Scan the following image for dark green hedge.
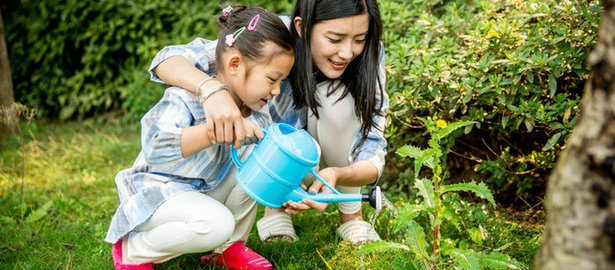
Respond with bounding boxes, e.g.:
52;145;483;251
380;0;601;204
3;0;293;121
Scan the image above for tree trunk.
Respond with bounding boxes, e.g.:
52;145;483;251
0;6;14;106
535;0;615;269
0;6;16;135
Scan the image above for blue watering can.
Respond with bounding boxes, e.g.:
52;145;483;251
231;123;382;209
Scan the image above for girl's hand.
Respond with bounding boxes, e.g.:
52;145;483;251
202;90;245;148
239;118;264;147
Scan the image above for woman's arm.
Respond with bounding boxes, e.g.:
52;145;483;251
150;38;246;148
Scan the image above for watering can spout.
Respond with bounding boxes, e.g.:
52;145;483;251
287;186;382;209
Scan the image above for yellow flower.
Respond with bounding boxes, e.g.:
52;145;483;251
436;120;447;128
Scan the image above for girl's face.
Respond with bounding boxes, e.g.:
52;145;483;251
309;13;369;79
234;42;295;111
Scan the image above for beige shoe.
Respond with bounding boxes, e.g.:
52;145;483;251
336;220;381;244
256;212;298;242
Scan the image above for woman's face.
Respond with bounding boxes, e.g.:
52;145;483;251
309;13;369;79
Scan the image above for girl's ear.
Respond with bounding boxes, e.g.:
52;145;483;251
225;53;243;75
293;17;303;38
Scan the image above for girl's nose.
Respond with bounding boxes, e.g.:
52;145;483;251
271;86;280;96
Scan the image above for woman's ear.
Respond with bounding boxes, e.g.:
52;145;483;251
293;17;303;38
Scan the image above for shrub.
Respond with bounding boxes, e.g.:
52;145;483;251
381;0;601;204
2;0;293;121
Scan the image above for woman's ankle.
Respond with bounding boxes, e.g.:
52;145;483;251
340;209;363;223
263;207;283;217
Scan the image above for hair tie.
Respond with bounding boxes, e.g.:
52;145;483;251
247;14;260;31
221;6;233;18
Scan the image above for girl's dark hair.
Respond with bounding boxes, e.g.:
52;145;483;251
216;6;294;69
290;0;384;139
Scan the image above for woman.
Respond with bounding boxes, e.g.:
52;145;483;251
148;0;388;244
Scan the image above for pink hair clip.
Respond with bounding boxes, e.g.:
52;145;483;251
247;14;260;31
221;6;233;18
226;27;246;47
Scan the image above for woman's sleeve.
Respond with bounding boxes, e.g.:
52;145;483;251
351;45;388;180
140;88;195;167
148;38;218;84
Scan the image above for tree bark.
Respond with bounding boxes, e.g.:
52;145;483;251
0;6;16;135
535;0;615;269
0;6;14;106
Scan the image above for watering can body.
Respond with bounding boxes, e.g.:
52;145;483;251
231;123;370;209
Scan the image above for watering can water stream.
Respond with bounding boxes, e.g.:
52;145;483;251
231;123;382;209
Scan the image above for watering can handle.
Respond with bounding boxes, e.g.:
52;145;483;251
231;128;267;169
309;170;341;194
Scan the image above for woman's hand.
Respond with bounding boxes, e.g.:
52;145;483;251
281;168;340;214
307;167;339;194
282;199;328;214
202;90;247;148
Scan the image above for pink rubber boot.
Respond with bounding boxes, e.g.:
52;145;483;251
112;239;154;270
200;242;273;270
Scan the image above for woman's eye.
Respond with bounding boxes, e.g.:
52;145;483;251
267;77;275;83
355;39;366;44
328;38;341;43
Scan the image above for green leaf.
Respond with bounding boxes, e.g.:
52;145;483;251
25;201;54;223
357;241;410;255
450;249;480;270
548;73;557;97
396;145;424;159
394;204;426;233
415;179;436;208
415;149;438;178
542;132;562;151
468;226;485;245
435;121;477;141
439;181;496;207
405;220;430;260
478;252;521;269
392;257;419;270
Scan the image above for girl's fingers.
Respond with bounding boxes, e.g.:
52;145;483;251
205;120;216;144
215;119;225;145
233;119;245;149
224;121;233;146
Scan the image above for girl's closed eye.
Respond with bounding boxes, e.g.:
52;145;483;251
327;37;341;43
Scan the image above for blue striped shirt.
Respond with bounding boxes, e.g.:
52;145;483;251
105;87;270;243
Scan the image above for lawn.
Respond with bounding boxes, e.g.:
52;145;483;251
0;119;543;269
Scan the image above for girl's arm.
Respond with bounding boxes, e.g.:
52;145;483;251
150;38;246;148
180;118;263;157
142;88;262;166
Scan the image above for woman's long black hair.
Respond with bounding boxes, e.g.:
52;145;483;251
289;0;384;139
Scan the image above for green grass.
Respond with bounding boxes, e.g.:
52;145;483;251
0;119;543;269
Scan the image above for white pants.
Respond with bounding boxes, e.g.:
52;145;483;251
307;81;362;214
125;167;258;264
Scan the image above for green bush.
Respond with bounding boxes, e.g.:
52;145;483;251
381;0;601;204
3;0;293;121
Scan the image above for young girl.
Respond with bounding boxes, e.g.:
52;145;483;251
105;7;294;270
149;0;387;244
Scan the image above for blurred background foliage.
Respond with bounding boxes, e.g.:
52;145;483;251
1;0;602;207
